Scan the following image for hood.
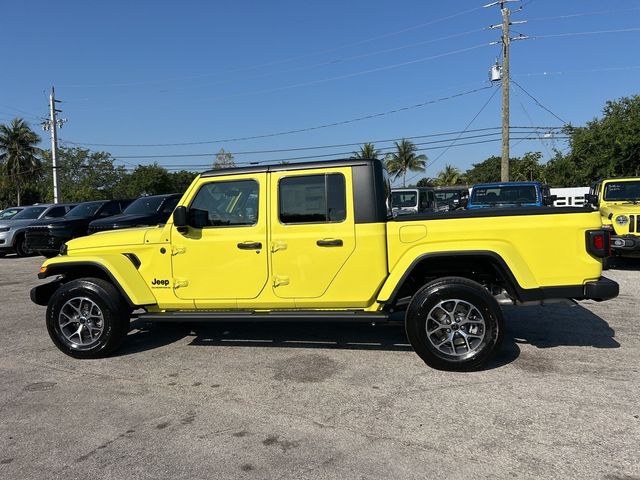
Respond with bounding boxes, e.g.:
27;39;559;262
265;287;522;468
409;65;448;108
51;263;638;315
0;218;47;229
89;213;160;228
29;216;92;228
66;226;154;253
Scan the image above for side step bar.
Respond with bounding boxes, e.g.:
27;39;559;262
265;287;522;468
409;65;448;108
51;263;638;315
138;310;390;323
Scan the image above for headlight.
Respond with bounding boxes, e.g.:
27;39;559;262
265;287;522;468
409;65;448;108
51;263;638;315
616;215;629;226
0;227;9;232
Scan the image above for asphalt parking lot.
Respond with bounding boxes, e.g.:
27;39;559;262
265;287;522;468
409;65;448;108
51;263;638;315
0;256;638;480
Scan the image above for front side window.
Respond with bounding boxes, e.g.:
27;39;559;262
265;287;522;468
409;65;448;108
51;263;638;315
190;179;259;227
279;173;346;224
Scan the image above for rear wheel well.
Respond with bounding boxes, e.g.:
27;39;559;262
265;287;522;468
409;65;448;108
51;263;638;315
387;254;518;309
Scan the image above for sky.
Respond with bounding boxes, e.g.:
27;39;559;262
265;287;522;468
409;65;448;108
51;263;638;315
1;0;639;185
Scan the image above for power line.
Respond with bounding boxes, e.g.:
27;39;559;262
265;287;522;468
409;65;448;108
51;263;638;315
510;79;568;124
107;129;553;161
515;65;640;78
532;27;640;40
58;5;485;89
528;6;640;23
60;84;495;147
189;43;490;104
427;85;501;170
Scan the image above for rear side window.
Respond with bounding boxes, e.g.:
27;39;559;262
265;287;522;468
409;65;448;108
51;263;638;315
279;173;346;224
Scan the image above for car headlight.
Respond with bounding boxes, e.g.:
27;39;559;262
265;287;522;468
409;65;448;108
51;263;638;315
0;227;9;232
616;215;629;226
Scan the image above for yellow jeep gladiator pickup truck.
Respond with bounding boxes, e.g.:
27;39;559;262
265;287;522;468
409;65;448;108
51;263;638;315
586;177;640;257
31;159;618;370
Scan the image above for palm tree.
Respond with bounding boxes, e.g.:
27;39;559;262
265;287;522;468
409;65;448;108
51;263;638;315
351;142;380;160
436;164;462;186
0;118;42;205
384;139;427;187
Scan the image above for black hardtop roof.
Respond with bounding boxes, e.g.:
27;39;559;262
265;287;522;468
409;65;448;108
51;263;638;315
201;158;378;178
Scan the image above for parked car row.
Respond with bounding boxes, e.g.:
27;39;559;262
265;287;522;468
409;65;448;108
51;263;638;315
0;193;181;258
391;181;555;216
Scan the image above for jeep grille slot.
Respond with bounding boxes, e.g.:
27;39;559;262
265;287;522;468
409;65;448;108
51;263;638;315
630;215;635;233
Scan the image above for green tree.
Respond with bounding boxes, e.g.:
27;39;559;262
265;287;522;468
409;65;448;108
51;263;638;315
351;142;380;160
543;150;582;187
435;164;463;186
464;155;502;184
40;147;128;202
511;152;544;182
384;139;427;187
119;163;173;197
564;95;640;182
213;148;235;169
416;178;436;187
0;118;42;205
171;170;197;193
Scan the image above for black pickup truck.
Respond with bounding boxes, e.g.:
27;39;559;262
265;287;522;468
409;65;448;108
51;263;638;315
26;199;131;257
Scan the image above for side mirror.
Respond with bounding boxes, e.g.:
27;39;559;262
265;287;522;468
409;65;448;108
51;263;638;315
584;193;597;206
543;195;557;206
173;206;188;227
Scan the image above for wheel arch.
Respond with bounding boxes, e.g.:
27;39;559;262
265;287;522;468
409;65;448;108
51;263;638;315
34;257;157;308
378;251;525;308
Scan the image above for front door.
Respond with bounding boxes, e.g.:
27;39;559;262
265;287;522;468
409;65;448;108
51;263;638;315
171;173;268;300
269;167;355;299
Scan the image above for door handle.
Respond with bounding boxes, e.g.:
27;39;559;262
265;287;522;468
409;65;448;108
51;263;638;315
237;241;262;250
316;239;343;247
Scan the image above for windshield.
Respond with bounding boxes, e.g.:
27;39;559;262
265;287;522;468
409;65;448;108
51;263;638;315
391;191;418;208
0;208;23;220
67;201;105;217
12;206;48;220
471;185;538;205
123;196;165;215
435;190;462;204
603;181;640;201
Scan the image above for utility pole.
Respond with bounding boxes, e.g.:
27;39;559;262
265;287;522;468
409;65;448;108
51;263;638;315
486;0;528;182
500;6;510;182
42;87;66;204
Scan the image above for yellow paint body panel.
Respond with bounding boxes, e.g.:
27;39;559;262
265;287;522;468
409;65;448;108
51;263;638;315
39;167;605;312
378;210;604;301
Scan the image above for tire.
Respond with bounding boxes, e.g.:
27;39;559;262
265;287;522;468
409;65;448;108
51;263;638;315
46;278;131;359
405;276;504;371
14;234;31;257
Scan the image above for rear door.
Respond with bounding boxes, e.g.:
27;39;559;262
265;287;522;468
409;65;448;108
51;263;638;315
269;167;355;299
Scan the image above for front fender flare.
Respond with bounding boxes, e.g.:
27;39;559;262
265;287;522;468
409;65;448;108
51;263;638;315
36;254;157;307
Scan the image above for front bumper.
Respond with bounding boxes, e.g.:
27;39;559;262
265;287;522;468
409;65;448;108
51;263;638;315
610;235;640;255
0;230;14;252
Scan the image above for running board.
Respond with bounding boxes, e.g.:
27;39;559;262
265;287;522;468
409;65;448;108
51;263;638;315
138;310;390;323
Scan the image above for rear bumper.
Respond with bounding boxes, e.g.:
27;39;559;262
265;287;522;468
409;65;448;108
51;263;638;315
581;277;619;301
611;235;640;254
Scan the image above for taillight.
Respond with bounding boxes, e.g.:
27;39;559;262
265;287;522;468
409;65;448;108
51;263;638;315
586;230;610;258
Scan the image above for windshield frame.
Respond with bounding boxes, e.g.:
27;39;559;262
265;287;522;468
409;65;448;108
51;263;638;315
602;180;640;202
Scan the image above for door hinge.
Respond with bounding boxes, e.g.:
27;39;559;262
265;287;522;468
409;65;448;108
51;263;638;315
273;275;290;287
172;245;186;256
271;240;287;253
174;278;189;288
